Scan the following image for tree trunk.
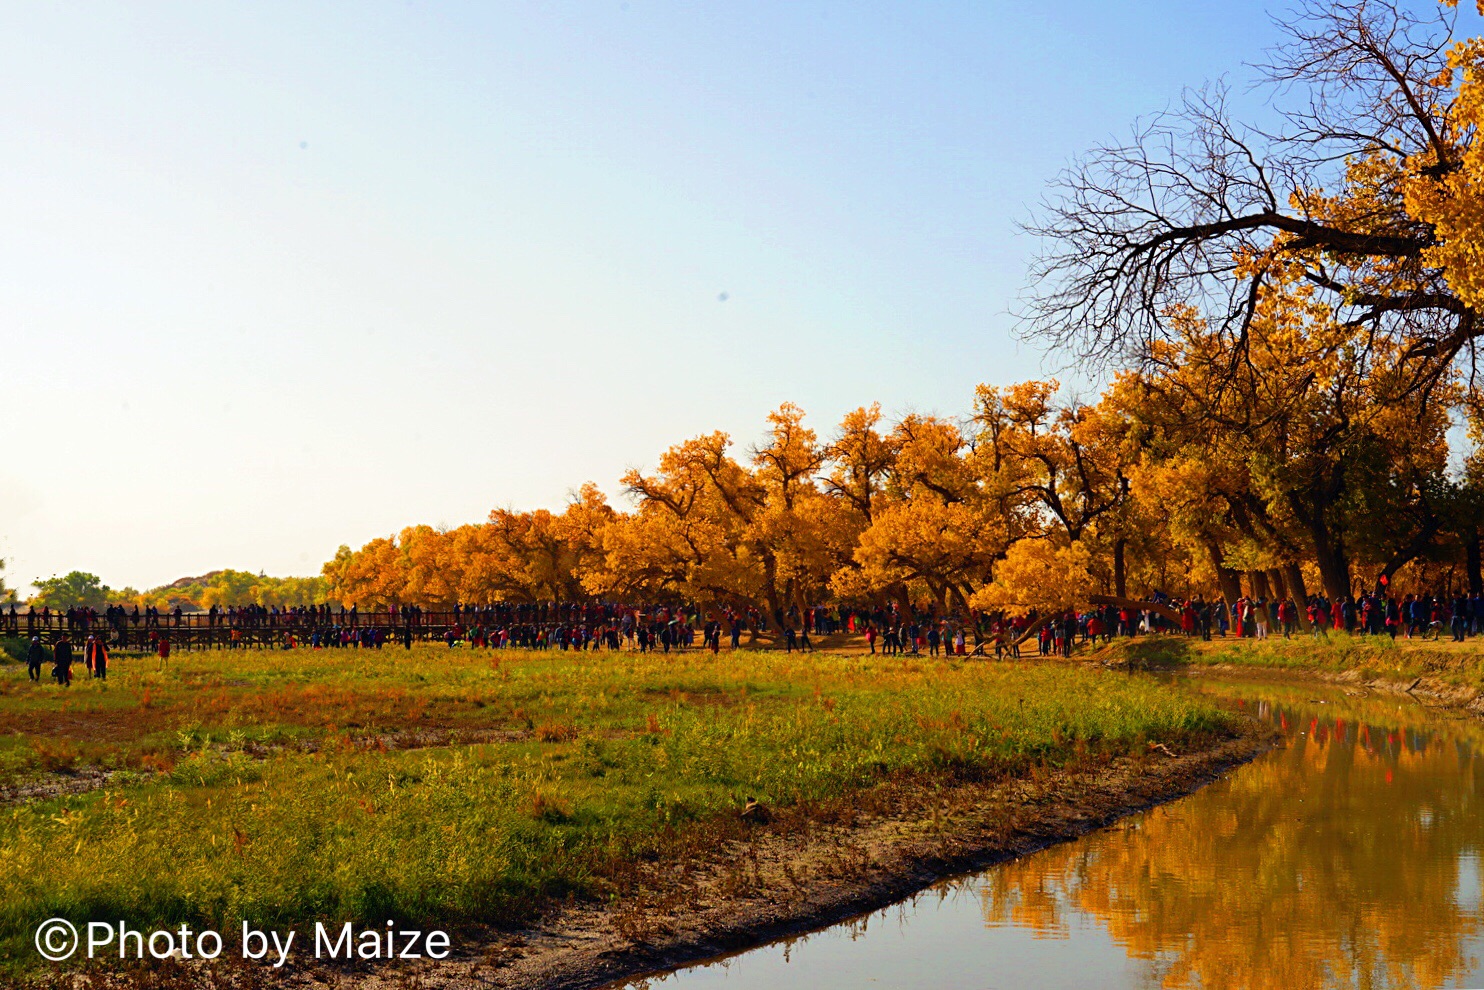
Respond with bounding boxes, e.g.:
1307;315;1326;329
927;579;949;615
1267;568;1287;600
1012;613;1054;647
946;582;973;620
893;583;914;619
1375;512;1442;594
1293;502;1351;602
1113;537;1128;599
763;587;787;636
1205;540;1241;604
1087;594;1184;625
1248;570;1271;600
1469;528;1483;598
1283;563;1308;604
760;553;786;634
1314;542;1351;602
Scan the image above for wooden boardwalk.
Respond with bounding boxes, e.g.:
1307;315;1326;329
0;609;576;650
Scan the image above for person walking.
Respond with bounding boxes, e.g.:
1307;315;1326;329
52;633;74;686
85;634;108;680
156;635;171;671
25;635;44;682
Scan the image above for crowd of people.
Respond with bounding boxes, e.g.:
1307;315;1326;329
8;588;1484;685
3;599;982;660
23;631;109;686
1124;590;1484;643
981;588;1484;659
0;602;353;637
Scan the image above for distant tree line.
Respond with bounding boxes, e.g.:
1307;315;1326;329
25;570;328;611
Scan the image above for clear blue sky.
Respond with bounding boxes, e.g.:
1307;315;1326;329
0;1;1390;593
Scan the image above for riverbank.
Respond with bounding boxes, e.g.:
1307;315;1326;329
586;676;1484;990
1089;633;1484;716
450;727;1273;990
21;718;1276;990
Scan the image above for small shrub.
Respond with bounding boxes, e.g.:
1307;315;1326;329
529;789;572;823
31;739;79;773
167;750;262;787
536;721;578;743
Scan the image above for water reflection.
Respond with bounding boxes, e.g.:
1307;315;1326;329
620;682;1484;990
982;686;1483;988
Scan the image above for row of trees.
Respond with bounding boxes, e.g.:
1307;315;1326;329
323;367;1484;622
326;396;1125;620
25;570;328;611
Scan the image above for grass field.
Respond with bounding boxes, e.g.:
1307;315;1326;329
1090;630;1484;693
0;642;1237;972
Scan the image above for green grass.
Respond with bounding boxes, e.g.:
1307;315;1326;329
0;643;1236;970
1089;631;1484;692
0;638;25;665
1198;632;1420;681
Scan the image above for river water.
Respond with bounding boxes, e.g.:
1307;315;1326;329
619;678;1484;990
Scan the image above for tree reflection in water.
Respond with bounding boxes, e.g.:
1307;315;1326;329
978;684;1484;989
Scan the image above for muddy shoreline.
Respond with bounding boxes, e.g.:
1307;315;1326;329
374;725;1275;990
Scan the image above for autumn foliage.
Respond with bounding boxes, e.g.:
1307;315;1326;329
323;357;1484;622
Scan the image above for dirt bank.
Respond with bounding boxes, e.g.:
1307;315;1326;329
383;724;1275;990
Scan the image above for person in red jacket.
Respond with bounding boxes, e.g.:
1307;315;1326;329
85;634;108;679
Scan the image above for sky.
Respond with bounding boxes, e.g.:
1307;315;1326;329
0;1;1444;594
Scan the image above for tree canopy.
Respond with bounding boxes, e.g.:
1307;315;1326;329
1023;0;1484;396
31;571;113;609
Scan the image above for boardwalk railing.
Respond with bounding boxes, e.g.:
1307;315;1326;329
0;609;662;649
